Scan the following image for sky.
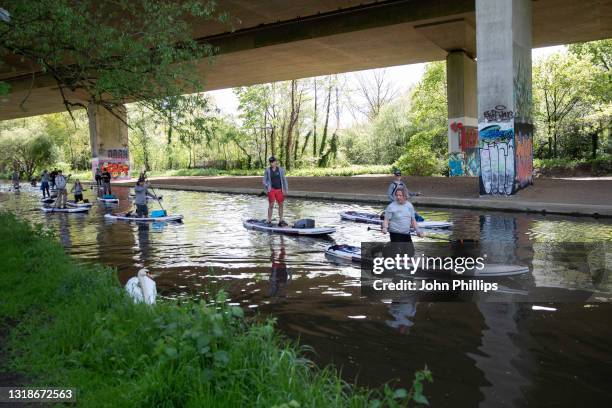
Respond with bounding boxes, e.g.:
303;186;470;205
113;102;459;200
206;45;567;125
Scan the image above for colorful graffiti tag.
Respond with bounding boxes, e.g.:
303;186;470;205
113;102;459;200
448;121;480;176
478;122;515;195
515;123;533;188
92;149;130;180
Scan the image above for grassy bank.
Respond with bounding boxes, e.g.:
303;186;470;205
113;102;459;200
0;212;431;407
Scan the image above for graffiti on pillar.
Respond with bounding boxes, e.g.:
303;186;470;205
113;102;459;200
478;122;515;195
515;123;533;189
483;105;514;122
448;121;480;176
92;148;130;180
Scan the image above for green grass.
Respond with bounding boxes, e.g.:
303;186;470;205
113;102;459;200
0;212;432;407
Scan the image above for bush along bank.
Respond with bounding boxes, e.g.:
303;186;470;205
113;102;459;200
0;212;432;407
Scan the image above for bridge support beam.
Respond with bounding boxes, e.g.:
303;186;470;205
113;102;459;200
87;103;130;180
476;0;533;195
447;51;478;177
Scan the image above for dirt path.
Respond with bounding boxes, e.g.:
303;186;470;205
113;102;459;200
116;175;612;206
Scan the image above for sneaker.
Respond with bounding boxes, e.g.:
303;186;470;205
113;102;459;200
266;220;273;226
278;220;288;227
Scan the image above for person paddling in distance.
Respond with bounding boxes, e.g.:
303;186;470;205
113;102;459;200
40;170;50;198
101;167;112;196
263;156;289;227
55;170;69;209
387;169;421;202
71;179;84;202
382;187;424;242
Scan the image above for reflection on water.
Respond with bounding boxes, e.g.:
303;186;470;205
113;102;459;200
1;184;612;407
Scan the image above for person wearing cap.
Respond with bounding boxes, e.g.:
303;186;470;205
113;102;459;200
263;156;288;226
387;169;421;203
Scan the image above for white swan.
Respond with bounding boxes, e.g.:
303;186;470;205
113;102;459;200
125;268;157;305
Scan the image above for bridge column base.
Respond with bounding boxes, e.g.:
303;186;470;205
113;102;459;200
87;103;130;180
476;0;534;195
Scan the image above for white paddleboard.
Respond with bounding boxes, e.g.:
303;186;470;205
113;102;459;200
129;193;162;200
67;201;93;208
105;213;183;222
41;206;89;213
325;244;529;277
340;211;452;229
244;219;335;236
97;197;119;204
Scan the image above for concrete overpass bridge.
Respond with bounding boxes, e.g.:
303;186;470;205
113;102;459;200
1;0;610;194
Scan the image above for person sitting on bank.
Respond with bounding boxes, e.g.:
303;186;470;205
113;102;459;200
133;179;151;217
71;179;84;202
55;170;68;209
40;170;50;198
263;156;288;227
101;167;112;195
382;187;424;242
387;169;421;203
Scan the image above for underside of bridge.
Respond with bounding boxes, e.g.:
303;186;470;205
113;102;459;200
1;0;609;120
0;0;610;194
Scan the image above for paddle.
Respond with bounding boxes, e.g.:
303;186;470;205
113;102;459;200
366;227;478;243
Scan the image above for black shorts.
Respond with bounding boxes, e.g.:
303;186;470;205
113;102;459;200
389;231;413;242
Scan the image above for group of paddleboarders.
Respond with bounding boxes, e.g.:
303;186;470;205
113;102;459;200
262;157;424;242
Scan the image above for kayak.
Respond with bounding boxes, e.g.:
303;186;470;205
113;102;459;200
67;201;93;208
41;206;89;213
129;193;162;200
325;244;529;277
243;219;336;237
340;211;452;229
104;213;183;222
97;197;119;204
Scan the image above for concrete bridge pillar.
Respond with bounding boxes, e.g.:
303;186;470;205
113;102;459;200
87;103;130;180
476;0;534;195
447;51;478;177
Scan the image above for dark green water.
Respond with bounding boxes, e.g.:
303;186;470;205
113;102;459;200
2;183;611;407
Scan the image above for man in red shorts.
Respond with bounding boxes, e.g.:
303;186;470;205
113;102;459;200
263;156;288;226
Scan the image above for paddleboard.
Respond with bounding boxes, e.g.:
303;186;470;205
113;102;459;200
97;197;119;204
67;201;93;208
129;193;163;200
340;211;452;229
41;206;89;213
243;219;336;236
325;244;529;277
40;197;55;203
104;213;183;222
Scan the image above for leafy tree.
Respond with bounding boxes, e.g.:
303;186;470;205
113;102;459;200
394;130;441;176
0;124;58;179
533;52;598;158
0;0;228;120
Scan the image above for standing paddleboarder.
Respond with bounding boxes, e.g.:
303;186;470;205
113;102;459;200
387;169;421;202
55;170;69;209
101;167;112;195
382;187;424;242
40;170;50;198
263;156;288;227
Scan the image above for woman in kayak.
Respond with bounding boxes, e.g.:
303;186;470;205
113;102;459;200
71;179;84;202
263;156;288;227
382;187;424;242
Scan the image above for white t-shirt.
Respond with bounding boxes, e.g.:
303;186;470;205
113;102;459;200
384;201;416;234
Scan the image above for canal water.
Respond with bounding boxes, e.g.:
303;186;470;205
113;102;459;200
1;184;611;407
